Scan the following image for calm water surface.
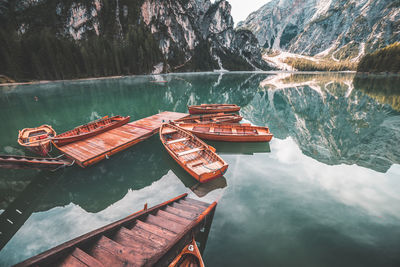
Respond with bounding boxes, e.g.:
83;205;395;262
0;72;400;266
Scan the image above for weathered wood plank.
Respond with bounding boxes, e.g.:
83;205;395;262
171;203;203;215
176;200;205;212
134;220;176;241
71;248;104;267
128;225;169;248
144;214;186;234
88;236;139;266
164;206;197;220
58;254;88;267
114;227;161;251
156;210;192;226
180;198;209;208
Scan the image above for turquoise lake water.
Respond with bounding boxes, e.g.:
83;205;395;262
0;72;399;266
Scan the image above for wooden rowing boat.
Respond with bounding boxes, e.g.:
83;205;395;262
174;113;243;124
15;193;217;267
188;104;240;114
168;237;205;267
0;154;73;170
160;123;228;183
177;123;274;142
17;125;56;156
52;115;130;146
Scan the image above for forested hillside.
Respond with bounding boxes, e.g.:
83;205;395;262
357;42;400;73
0;0;162;81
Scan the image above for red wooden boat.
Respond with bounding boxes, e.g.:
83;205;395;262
175;113;242;124
160;123;228;183
0;154;73;170
52;115;130;146
17;125;56;156
168;237;205;267
177;123;274;142
15;193;217;267
188;104;240;114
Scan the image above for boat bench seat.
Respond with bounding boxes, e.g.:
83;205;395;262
177;147;204;157
166;138;189;145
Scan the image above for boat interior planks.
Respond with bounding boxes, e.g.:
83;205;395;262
15;193;217;267
55;112;187;167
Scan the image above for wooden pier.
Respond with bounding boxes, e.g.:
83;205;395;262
55;112;187;167
15;193;217;267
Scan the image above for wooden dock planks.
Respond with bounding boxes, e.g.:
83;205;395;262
56;112;187;167
15;194;217;267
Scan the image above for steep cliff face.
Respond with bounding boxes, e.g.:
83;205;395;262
0;0;269;81
140;0;270;71
238;0;400;61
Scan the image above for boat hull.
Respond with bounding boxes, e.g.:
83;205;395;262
175;113;242;124
168;237;205;267
188;104;240;114
17;125;56;156
164;147;228;183
191;131;273;142
178;123;274;142
53;116;130;146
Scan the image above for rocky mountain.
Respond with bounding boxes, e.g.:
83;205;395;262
140;0;270;71
237;0;400;61
0;0;269;82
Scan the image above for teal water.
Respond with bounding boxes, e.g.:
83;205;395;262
0;72;400;266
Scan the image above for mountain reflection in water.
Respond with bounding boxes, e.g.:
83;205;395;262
0;72;400;266
244;72;400;173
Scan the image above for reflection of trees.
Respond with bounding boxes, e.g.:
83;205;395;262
354;75;400;111
244;73;400;173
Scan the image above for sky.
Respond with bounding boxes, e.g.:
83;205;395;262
227;0;270;25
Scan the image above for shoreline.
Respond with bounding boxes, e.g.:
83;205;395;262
5;71;400;88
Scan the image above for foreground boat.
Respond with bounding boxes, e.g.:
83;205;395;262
16;194;217;267
53;115;130;146
188;104;240;114
17;125;56;156
168;237;205;267
174;113;242;124
160;123;228;183
0;154;73;170
177;123;273;142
